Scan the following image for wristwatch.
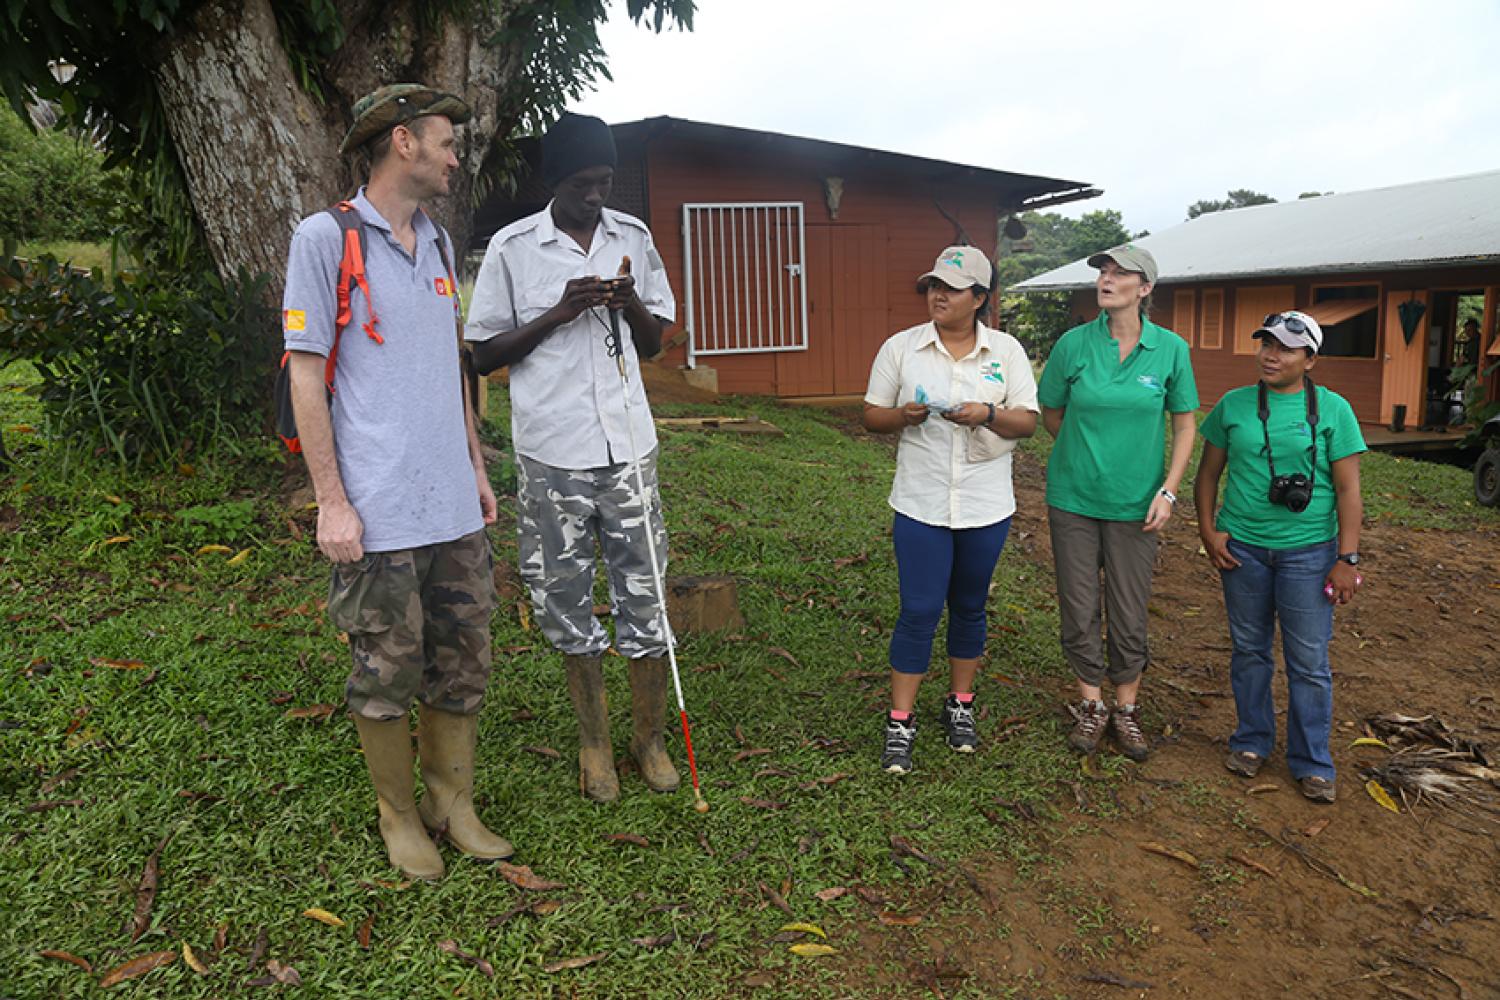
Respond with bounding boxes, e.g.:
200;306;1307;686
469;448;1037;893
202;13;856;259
985;402;996;427
1336;552;1360;566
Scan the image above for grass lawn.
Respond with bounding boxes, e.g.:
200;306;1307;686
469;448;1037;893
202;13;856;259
1;367;1082;999
0;361;1487;997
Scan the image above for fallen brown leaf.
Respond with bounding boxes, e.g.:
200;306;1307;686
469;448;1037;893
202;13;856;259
129;835;169;943
767;646;802;668
733;747;774;762
1229;853;1277;878
264;959;301;985
1303;817;1332;838
530;899;562;917
889;835;944;868
98;950;176;988
1246;782;1280;795
357;913;374;949
831;552;868;569
245;927;267;973
877;911;923;927
739;797;786;810
521;745;562;760
603;833;650;847
799;772;855;791
25;798;85;813
437;939;495;978
759;880;794;915
814;887;848;902
496;862;566;891
542;951;608;973
696;831;715;856
89;658;146;670
284;703;336;721
303;907;345;927
39;767;80;795
754;765;796;779
39;949;92;973
1137;841;1200;868
742;971;776;988
631;932;677;949
855;887;887;906
1081;970;1153;989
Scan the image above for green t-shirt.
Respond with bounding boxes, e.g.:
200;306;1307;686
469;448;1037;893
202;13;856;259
1037;313;1200;521
1199;383;1367;550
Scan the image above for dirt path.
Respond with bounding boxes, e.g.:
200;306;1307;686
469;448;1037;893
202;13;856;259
836;449;1500;999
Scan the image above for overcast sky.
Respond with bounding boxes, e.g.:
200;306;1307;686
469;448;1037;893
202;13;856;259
574;0;1500;236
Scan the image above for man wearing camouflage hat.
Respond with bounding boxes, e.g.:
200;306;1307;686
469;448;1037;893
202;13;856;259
282;84;510;879
465;112;679;804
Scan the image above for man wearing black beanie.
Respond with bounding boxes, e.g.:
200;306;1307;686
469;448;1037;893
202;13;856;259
466;113;680;804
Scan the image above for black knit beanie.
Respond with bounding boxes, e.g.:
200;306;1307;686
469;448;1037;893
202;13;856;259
541;113;617;189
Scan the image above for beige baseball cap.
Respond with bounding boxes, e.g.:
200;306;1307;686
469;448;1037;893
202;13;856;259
1087;244;1158;285
918;246;993;290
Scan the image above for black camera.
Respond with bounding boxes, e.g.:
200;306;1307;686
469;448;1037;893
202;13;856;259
1268;473;1313;513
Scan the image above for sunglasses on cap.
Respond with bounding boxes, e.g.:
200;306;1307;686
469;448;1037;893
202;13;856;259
1262;313;1314;337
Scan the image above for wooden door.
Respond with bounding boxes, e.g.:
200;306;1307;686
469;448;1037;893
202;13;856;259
775;224;889;396
1380;290;1427;425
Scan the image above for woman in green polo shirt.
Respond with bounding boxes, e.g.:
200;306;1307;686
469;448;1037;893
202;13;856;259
1194;311;1365;804
1037;245;1198;761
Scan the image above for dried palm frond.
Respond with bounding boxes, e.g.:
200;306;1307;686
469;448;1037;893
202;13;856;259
1362;713;1488;762
1363;748;1500;828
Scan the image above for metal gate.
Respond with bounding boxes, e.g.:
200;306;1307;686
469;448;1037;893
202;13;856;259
682;202;809;365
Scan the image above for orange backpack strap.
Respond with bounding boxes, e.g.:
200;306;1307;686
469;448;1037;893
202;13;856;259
325;201;381;392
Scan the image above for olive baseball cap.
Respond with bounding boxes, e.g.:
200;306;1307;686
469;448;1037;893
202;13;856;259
1087;244;1158;285
918;245;993;290
339;84;472;156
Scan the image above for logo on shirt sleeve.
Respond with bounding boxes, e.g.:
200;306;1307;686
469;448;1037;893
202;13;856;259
434;277;452;297
982;360;1006;384
283;309;306;332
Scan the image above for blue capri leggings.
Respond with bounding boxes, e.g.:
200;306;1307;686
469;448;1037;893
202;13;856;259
889;512;1012;675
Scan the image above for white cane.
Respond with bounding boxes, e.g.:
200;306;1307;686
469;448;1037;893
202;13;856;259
607;305;709;814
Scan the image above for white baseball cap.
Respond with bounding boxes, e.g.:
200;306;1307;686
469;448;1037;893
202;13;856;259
1254;310;1323;354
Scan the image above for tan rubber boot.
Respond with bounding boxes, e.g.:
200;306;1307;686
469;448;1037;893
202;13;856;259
352;714;445;881
565;654;619;802
416;706;514;860
628;657;681;793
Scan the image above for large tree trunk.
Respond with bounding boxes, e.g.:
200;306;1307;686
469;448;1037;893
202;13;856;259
151;0;512;298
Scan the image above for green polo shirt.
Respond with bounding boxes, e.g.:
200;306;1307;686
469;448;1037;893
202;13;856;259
1038;313;1199;521
1199;383;1366;550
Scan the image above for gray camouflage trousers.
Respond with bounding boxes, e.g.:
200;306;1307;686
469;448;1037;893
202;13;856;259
328;529;497;721
516;450;670;658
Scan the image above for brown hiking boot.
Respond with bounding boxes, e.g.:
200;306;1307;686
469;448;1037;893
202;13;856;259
1299;776;1336;803
1110;702;1150;761
1067;699;1110;754
565;654;620;803
628;657;681;793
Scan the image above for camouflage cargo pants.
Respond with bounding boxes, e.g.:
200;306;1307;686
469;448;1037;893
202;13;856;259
516;450;669;658
328;529;496;721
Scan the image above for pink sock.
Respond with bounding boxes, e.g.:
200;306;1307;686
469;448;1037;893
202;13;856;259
888;710;913;722
952;693;974;704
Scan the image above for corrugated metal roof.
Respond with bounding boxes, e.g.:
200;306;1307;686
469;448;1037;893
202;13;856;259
1011;169;1500;292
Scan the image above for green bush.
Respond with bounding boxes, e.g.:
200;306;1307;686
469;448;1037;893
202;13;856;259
0;104;129;244
0;256;278;465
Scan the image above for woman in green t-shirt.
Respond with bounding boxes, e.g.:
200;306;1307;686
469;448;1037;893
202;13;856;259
1194;311;1366;804
1037;245;1199;762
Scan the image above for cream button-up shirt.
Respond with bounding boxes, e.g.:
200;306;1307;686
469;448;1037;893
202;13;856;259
863;322;1039;528
466;204;676;470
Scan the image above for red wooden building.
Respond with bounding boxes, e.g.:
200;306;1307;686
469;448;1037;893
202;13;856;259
473;117;1097;396
1014;170;1500;427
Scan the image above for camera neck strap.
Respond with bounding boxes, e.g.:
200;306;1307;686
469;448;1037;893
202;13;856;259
1257;375;1320;483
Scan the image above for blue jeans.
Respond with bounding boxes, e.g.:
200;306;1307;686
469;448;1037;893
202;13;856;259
889;513;1012;675
1219;538;1337;781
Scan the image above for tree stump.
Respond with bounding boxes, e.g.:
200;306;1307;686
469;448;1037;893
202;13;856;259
665;575;744;635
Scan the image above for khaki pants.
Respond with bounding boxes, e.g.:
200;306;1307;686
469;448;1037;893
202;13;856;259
1048;506;1160;688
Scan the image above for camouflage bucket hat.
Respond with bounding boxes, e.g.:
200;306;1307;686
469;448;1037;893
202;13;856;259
339;84;473;156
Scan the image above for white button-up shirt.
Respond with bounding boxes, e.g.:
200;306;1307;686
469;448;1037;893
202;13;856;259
466;204;676;470
864;321;1039;528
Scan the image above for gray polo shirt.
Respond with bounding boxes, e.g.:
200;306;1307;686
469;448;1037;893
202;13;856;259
282;189;482;553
